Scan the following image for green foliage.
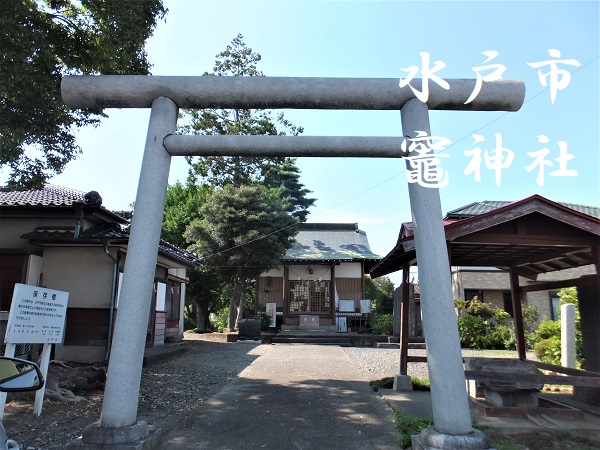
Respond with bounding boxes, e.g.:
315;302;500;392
534;336;561;365
534;320;561;341
521;304;539;330
162;181;212;247
454;298;467;311
256;312;272;331
494;308;511;326
393;411;433;448
365;275;395;315
457;303;516;350
183;311;196;331
0;0;167;187
209;307;230;332
411;377;431;391
371;313;394;336
457;315;489;348
465;299;494;320
530;287;585;368
186;184;298;330
369;377;394;392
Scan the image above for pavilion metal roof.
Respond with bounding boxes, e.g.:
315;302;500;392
370;195;600;280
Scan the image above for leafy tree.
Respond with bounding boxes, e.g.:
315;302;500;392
161;180;228;331
365;275;395;315
185;184;298;331
180;34;307;191
176;34;314;329
0;0;167;187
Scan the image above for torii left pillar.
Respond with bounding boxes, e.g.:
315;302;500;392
74;97;178;447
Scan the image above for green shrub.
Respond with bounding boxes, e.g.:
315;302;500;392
522;304;539;330
465;299;494;320
371;313;393;335
369;376;394;392
393;411;433;448
484;325;512;350
184;312;197;331
493;308;511;326
457;315;488;348
256;312;272;331
411;377;430;391
454;298;467;312
535;320;561;341
534;336;561;365
209;307;230;332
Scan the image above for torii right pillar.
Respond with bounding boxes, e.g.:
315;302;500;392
401;98;488;450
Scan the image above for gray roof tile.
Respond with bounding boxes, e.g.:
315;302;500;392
285;223;380;261
0;184;86;206
445;200;600;219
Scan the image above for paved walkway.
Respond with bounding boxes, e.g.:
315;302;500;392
160;344;400;449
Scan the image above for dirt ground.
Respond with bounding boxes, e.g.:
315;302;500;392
2;334;599;449
1;333;264;449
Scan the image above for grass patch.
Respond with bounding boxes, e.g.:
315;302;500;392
393;410;433;448
369;376;394;391
411;377;430;391
369;376;431;392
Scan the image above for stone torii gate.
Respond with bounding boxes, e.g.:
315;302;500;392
61;75;524;449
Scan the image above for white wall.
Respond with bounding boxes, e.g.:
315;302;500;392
336;262;362;278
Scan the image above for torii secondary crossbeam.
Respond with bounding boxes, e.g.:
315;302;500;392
61;75;524;449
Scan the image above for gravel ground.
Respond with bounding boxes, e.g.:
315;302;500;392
343;347;536;381
1;336;533;449
1;333;269;449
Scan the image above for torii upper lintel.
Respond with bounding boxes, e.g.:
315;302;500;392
61;75;525;112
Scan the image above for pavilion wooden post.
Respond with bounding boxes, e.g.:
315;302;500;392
283;265;289;326
509;267;527;360
399;264;411;375
330;263;336;326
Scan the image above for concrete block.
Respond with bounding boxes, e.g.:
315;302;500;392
299;315;319;328
412;427;493;450
393;374;413;391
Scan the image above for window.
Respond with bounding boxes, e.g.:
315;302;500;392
549;291;560;320
0;253;26;311
165;281;181;320
464;289;484;302
503;291;514;316
289;280;330;313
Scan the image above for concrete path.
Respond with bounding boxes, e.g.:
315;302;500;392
160;344;400;449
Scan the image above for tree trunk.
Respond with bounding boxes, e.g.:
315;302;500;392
236;285;246;329
228;274;240;331
195;305;208;331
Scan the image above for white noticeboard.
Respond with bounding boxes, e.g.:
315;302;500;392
266;303;276;328
5;283;69;344
1;284;69;418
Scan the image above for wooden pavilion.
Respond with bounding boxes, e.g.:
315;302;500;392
370;195;600;404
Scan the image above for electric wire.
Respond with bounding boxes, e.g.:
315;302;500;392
194;56;598;263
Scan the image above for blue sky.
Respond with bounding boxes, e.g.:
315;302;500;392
42;0;598;285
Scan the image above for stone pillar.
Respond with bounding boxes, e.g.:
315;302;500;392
87;97;178;441
401;99;488;448
575;284;600;406
561;303;576;369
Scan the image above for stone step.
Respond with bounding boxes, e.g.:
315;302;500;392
374;342;427;349
271;336;352;346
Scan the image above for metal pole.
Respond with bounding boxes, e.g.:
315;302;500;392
99;97;177;428
401;99;473;436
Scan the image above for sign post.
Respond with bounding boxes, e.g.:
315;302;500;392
1;283;69;417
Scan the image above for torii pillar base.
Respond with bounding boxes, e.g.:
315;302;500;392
412;427;493;450
66;421;161;449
